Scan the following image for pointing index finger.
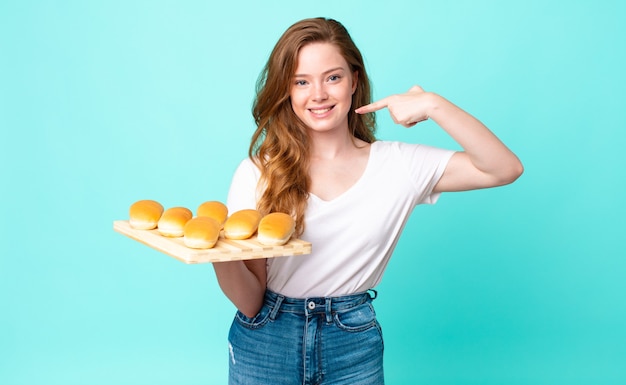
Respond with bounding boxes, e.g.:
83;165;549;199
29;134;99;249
355;98;388;114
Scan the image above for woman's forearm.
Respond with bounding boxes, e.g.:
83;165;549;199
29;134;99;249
212;259;267;318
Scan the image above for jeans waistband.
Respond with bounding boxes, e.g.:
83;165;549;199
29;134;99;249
264;289;377;322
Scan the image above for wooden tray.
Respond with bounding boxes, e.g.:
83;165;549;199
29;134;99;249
113;220;311;264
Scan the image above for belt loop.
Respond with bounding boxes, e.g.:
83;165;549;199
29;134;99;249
269;293;284;321
325;297;332;323
368;289;378;300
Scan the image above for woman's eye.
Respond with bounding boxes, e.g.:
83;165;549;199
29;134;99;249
295;80;307;86
328;75;341;82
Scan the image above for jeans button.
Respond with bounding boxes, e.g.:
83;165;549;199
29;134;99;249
307;301;316;310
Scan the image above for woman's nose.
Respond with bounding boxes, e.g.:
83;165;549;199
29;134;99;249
311;82;328;101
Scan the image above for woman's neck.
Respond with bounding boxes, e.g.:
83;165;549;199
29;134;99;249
309;129;365;160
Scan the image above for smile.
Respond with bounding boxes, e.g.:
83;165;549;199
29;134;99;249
309;106;334;115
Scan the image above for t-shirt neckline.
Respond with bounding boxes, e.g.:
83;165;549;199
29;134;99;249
308;141;378;204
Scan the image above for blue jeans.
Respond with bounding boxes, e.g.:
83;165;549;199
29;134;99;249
228;289;384;385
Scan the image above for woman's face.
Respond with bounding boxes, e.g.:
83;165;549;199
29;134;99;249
290;42;357;135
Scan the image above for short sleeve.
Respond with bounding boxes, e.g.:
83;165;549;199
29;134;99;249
397;142;455;205
226;158;262;213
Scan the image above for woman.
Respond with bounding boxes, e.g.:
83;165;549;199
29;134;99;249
213;17;523;385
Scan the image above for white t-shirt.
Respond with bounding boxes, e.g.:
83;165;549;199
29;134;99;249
226;140;455;298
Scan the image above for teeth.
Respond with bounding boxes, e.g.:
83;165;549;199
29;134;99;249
310;107;331;115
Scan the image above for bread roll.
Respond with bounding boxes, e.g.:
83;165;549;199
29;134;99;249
197;201;228;228
129;199;164;230
157;207;193;237
224;209;262;240
257;212;295;246
183;216;220;249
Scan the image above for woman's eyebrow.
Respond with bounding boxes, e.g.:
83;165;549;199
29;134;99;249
294;67;346;77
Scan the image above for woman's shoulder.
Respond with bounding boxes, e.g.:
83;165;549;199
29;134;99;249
232;156;262;178
234;155;261;168
373;139;446;153
371;139;419;153
371;140;454;166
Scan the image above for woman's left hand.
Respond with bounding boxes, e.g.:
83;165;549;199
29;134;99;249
355;85;432;127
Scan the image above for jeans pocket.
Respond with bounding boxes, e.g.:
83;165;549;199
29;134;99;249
234;304;272;330
333;302;378;332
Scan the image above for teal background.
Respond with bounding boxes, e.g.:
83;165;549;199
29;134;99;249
1;1;624;384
